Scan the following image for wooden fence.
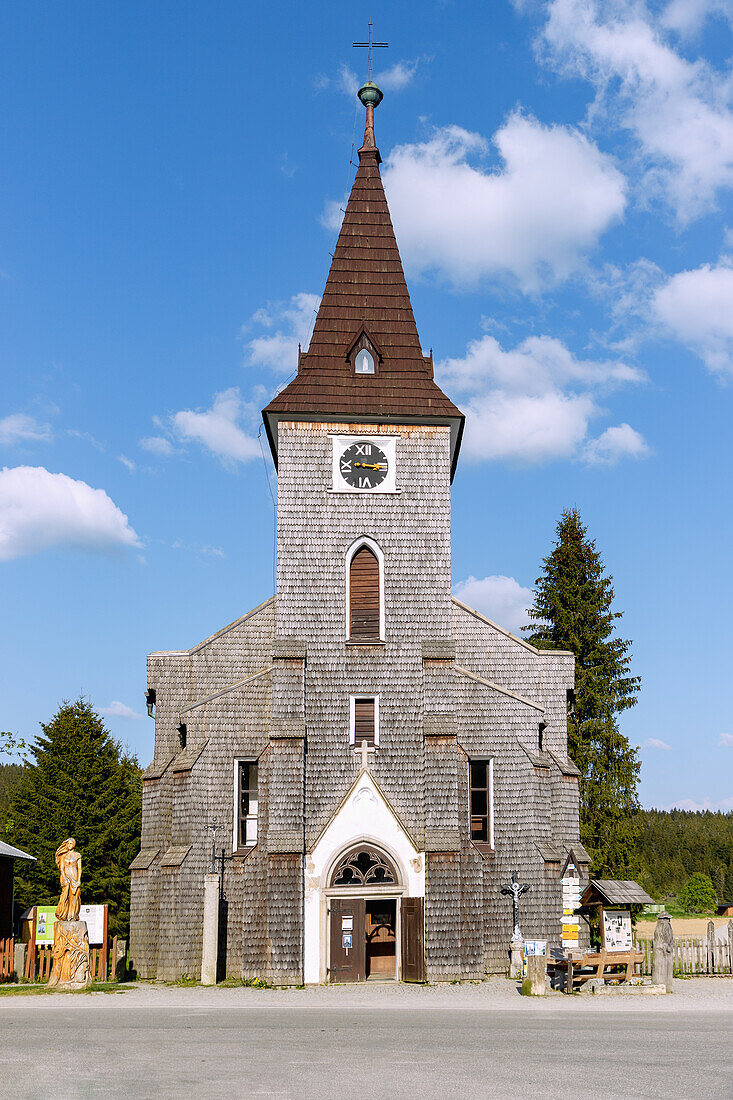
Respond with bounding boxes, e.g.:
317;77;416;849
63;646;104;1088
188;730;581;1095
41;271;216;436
22;935;118;983
0;938;13;982
634;919;733;977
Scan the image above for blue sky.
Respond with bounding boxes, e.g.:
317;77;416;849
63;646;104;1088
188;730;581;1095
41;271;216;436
2;0;732;811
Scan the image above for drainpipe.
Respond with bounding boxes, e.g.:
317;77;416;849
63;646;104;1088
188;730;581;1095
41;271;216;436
301;651;307;986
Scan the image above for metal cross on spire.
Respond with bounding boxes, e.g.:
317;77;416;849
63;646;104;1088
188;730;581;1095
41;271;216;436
353;21;388;80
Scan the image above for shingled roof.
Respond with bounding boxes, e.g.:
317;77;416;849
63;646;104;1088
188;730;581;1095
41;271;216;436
263;85;464;479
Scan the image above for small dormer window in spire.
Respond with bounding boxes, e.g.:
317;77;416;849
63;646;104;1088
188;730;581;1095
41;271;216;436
355;348;375;375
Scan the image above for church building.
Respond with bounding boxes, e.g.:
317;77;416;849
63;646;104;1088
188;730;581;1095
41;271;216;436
129;83;588;984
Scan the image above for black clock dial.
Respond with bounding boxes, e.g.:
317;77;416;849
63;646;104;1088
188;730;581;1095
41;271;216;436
339;440;388;489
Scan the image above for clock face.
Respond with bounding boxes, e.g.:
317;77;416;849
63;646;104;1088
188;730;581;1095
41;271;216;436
339;440;389;490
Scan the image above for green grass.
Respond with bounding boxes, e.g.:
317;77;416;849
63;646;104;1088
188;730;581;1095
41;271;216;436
0;981;130;995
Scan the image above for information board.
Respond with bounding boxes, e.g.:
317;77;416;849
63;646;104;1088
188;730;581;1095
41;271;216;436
35;906;56;945
603;909;632;951
79;904;106;945
35;903;106;945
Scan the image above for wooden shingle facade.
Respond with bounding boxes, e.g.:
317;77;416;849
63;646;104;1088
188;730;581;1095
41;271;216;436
130;87;586;983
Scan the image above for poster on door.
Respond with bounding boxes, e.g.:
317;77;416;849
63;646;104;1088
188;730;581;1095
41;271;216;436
603;909;632;951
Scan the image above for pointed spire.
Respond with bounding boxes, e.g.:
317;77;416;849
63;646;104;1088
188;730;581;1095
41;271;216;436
263;81;464;477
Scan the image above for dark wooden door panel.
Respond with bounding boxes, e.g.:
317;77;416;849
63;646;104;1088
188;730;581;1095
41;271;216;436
401;897;425;982
330;898;365;983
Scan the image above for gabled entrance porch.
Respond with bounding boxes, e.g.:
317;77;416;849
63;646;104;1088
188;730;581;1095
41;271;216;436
304;769;426;984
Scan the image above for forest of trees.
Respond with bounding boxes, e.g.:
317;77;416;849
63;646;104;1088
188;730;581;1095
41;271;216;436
632;808;733;904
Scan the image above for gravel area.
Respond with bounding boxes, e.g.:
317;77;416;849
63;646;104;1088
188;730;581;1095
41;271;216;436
6;973;730;1011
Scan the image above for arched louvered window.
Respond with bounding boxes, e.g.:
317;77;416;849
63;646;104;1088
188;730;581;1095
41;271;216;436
349;544;381;640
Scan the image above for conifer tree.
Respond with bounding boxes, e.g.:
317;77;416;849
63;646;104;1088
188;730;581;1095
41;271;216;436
6;698;142;936
524;508;641;875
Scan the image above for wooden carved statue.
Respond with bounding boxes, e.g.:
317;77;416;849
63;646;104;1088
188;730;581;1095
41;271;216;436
652;912;674;993
54;838;82;921
48;837;91;988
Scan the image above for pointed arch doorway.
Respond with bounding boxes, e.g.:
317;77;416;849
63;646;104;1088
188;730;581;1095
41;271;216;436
326;844;424;983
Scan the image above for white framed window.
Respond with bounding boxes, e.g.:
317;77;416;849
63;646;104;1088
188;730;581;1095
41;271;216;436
354;348;375;374
233;759;259;850
349;695;380;748
345;536;385;642
469;757;494;848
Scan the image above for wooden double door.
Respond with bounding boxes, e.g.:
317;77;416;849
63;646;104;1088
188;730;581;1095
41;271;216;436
329;897;424;983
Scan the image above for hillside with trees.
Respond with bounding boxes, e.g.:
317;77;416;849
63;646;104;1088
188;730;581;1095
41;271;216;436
632;808;733;905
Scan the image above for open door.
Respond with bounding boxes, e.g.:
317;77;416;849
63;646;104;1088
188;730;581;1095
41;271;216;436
330;898;365;983
400;897;425;982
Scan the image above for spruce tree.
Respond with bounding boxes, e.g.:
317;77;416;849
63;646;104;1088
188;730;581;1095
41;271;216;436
6;698;142;937
524;508;641;875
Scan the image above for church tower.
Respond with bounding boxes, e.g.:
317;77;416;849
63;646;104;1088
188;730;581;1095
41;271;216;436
130;83;585;986
262;82;465;982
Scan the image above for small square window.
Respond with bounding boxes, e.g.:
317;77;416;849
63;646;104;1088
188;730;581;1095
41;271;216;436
349;695;379;747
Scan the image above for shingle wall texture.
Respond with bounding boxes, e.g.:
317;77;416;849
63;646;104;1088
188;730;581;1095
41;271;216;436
131;422;583;981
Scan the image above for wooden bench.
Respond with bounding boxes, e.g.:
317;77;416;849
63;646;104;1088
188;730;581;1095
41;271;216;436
548;948;644;991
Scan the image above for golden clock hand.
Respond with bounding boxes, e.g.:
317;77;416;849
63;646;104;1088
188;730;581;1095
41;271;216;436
355;462;386;469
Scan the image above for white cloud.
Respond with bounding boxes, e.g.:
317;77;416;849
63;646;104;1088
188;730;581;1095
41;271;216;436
381;114;626;291
118;455;136;472
652;263;733;375
438;333;647;464
171;388;259;465
642;737;673;750
585;423;651;465
337;59;420;98
660;796;733;811
0;414;52;446
140;436;174;456
0;466;141;561
453;574;534;635
718;733;733;746
539;0;733;221
662;0;733;36
245;292;320;375
375;60;420;92
99;701;144;720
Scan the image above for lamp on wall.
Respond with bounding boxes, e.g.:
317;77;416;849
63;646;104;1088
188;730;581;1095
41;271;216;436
145;688;156;718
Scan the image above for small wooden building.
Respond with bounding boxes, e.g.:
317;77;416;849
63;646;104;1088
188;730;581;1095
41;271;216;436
0;840;36;938
579;880;654;950
716;902;733;917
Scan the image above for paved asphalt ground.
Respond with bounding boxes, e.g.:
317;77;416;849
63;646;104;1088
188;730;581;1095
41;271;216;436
1;978;732;1100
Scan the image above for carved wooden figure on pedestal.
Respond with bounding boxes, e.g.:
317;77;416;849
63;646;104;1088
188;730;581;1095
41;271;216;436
48;838;91;989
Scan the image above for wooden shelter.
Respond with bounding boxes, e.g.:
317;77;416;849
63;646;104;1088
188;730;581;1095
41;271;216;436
548;880;653;991
0;840;35;939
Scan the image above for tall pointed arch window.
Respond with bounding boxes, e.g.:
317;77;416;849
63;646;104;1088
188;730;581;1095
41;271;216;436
347;538;384;641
